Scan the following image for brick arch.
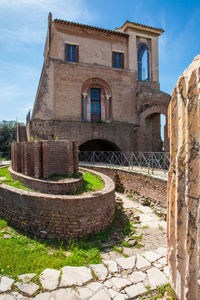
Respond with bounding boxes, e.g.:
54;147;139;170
138;104;169;152
79;138;122;151
81;78;112;97
140;104;168;120
81;78;112;122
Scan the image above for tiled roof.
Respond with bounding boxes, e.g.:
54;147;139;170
53;19;129;37
121;20;164;33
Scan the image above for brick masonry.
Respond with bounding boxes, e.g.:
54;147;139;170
30;57;170;152
11;140;78;179
0;167;115;239
84;166;167;209
9;167;83;195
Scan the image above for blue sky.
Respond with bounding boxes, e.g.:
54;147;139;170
0;0;200;122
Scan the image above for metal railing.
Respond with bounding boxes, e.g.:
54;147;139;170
79;151;170;171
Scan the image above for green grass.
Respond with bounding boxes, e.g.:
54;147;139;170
0;204;135;278
0;167;33;191
49;173;79;179
139;283;175;299
142;225;149;229
79;171;104;193
0;168;104;194
0;219;100;278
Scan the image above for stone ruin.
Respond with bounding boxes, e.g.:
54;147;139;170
11;140;78;178
0;140;115;239
168;55;200;299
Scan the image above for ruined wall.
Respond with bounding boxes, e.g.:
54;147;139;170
11;140;78;178
0;168;115;239
9;167;83;195
83;165;167;209
29;120;138;152
168;55;200;299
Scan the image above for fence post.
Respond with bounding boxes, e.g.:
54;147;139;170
92;152;94;165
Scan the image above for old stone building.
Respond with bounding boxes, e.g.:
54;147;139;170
28;13;170;152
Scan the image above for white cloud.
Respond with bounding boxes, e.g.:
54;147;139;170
0;0;97;22
0;0;98;47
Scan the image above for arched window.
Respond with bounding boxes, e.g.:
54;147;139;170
81;78;112;122
137;43;149;81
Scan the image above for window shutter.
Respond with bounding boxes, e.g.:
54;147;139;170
112;52;114;67
76;46;79;62
121;53;124;68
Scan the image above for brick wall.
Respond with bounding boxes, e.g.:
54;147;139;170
9;167;83;195
84;166;167;209
11;143;21;172
30;120;138;152
0;168;115;239
24;142;35;176
11;140;79;179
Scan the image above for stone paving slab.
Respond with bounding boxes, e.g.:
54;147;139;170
0;246;169;299
0;277;14;293
136;254;151;270
125;282;147;298
147;267;168;289
60;266;93;287
15;282;39;296
18;274;35;283
39;268;60;290
90;264;108;281
115;256;136;270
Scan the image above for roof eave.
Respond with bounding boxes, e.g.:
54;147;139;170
53;19;129;38
119;21;164;36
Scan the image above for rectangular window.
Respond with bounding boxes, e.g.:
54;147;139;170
65;44;79;62
112;52;124;68
91;88;101;101
91;88;101;121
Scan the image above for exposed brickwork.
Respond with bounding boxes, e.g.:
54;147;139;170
30;120;138;152
9;167;83;195
11;143;21;173
84;166;167;209
34;141;43;179
0;168;115;239
24;142;35;176
11;140;79;179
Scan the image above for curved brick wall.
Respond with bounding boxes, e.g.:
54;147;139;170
82;165;167;209
0;168;115;239
9;167;83;195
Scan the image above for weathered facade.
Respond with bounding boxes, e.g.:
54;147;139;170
29;13;170;152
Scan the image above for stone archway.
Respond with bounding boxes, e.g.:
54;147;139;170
81;78;112;122
79;139;121;151
138;104;169;152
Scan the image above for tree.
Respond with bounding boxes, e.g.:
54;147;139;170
0;121;21;159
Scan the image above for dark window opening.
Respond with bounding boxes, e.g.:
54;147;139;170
65;44;79;62
91;88;101;122
137;43;149;81
112;52;124;68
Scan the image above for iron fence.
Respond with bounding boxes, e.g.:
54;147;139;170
79;151;170;171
